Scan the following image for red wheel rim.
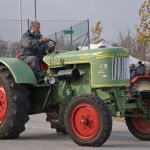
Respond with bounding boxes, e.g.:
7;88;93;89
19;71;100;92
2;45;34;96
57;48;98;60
0;83;8;125
132;100;150;134
71;103;101;140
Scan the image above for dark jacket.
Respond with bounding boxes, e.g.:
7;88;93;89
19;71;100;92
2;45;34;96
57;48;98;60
137;64;146;75
19;30;47;61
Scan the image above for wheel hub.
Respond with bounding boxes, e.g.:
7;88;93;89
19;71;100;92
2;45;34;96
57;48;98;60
81;117;90;126
71;103;101;140
0;83;7;125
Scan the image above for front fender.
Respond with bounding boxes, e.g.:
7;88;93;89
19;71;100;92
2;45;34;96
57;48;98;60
0;58;37;84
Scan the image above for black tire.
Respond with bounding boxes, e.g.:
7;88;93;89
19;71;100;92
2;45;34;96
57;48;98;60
131;80;150;92
46;113;67;134
64;94;112;147
125;117;150;141
125;91;150;141
0;66;30;139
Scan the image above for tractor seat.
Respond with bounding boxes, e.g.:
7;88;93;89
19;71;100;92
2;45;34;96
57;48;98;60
16;55;48;71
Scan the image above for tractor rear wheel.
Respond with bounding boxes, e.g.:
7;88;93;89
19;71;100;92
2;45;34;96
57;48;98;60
0;67;30;139
65;94;112;147
125;92;150;140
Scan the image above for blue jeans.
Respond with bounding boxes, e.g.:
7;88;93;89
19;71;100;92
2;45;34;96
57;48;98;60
24;56;41;79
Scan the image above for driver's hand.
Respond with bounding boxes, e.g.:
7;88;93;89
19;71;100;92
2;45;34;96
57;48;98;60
39;38;49;43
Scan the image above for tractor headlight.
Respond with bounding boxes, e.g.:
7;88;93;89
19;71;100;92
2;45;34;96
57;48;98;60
49;76;56;85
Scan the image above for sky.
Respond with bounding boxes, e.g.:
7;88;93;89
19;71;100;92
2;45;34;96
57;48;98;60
0;0;145;41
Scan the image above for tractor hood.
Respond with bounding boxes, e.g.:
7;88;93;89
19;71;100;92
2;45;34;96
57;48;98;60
43;47;129;68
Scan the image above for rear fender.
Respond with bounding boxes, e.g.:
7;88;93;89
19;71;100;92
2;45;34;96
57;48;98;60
0;58;37;84
131;76;150;85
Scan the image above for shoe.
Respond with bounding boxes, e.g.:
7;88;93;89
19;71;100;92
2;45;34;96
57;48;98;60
37;77;45;84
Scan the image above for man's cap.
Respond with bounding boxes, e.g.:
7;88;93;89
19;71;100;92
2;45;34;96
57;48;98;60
138;61;142;64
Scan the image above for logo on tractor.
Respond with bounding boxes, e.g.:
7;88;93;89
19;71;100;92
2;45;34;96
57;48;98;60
98;64;108;79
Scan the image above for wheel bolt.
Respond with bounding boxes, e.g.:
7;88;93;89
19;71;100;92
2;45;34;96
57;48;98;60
81;119;85;125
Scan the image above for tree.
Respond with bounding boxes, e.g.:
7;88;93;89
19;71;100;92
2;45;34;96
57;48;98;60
111;30;145;60
91;21;103;44
0;40;20;58
56;34;66;50
9;42;20;57
136;0;150;48
0;39;9;57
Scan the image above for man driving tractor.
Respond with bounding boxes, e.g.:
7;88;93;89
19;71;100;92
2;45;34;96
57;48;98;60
19;21;50;84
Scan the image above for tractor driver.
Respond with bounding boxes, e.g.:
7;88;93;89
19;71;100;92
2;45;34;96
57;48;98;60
19;21;49;84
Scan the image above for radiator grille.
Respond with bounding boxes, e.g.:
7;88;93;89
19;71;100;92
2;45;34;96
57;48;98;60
112;58;130;80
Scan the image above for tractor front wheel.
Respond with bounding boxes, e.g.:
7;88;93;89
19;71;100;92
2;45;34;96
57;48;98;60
65;94;112;147
0;67;30;139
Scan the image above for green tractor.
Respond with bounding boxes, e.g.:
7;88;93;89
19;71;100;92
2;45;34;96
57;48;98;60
0;42;150;146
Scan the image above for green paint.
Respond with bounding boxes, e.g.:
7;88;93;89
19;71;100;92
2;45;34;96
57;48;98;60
43;47;130;87
0;58;37;84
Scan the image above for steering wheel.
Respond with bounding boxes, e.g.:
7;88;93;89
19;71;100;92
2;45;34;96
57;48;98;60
47;39;56;52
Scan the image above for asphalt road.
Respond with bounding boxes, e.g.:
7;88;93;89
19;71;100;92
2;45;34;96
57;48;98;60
0;114;150;150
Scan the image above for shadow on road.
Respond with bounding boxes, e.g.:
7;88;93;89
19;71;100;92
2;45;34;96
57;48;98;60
17;130;150;149
19;133;69;142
